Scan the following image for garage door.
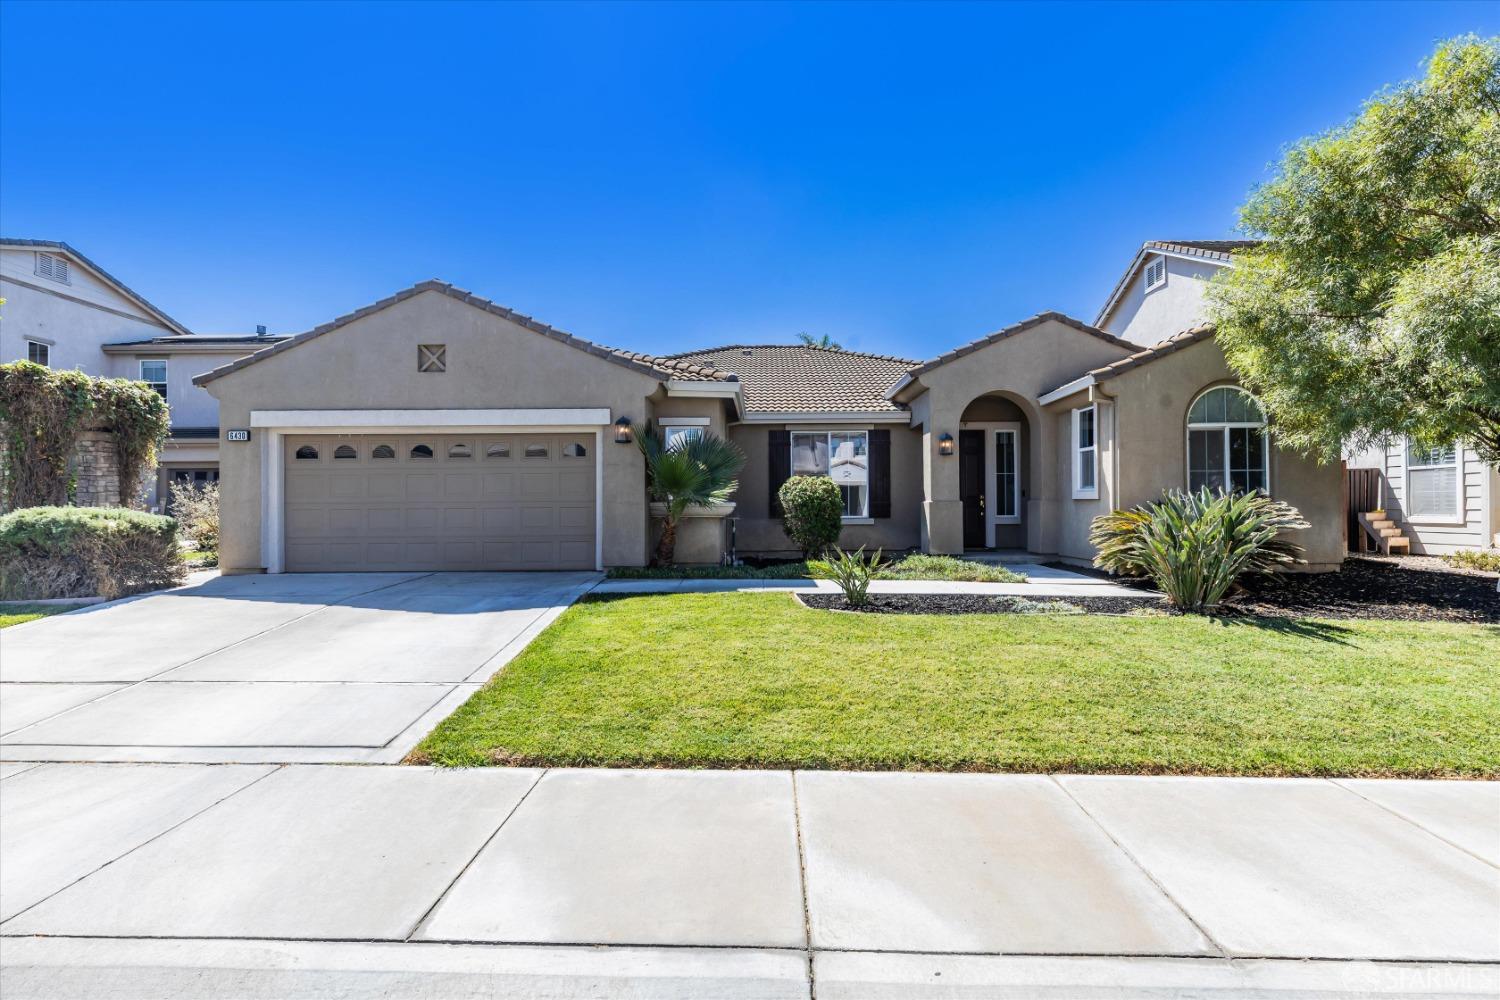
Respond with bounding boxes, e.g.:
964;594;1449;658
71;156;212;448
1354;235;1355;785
283;433;596;571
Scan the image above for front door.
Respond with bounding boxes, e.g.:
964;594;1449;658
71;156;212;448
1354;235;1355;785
959;429;986;548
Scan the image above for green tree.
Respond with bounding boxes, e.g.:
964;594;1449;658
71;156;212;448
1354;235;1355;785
796;331;843;350
637;423;745;565
1207;35;1500;465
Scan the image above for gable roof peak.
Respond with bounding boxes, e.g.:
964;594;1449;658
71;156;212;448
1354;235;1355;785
902;311;1135;379
0;237;192;335
194;279;735;387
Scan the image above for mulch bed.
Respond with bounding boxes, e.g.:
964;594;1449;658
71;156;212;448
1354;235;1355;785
1045;557;1499;624
798;593;1165;616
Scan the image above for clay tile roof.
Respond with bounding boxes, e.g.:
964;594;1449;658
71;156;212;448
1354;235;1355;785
900;311;1136;380
194;280;737;386
1086;323;1217;381
667;344;920;414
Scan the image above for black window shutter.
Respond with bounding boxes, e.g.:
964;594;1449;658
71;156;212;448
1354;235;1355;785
768;429;791;516
869;429;891;518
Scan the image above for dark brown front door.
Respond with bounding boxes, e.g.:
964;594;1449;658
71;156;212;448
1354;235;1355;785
960;429;986;548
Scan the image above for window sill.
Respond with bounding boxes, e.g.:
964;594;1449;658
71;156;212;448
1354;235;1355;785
1072;492;1099;501
1406;516;1467;526
841;517;875;525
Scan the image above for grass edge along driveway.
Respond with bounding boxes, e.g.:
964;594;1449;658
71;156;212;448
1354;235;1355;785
411;592;1498;778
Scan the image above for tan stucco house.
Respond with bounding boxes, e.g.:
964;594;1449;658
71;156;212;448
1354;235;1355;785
196;245;1347;574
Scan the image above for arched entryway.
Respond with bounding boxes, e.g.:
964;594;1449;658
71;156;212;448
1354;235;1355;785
959;393;1034;550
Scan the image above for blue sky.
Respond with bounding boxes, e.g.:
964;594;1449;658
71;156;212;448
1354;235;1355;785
1;1;1493;359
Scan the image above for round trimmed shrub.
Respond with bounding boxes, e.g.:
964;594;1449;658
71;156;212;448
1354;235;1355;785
779;475;844;557
0;506;185;600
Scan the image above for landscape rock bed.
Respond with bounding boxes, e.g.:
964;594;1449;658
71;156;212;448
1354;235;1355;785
1047;557;1499;623
798;593;1164;616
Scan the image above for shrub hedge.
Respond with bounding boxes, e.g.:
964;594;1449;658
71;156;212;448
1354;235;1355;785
0;506;185;600
778;475;844;556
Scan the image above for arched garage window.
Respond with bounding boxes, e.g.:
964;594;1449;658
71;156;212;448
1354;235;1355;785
1187;387;1268;494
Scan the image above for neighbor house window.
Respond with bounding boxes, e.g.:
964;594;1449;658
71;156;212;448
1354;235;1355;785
1405;440;1461;521
25;340;49;366
791;430;868;518
1187;386;1268;494
140;360;168;397
1144;256;1166;292
35;252;70;284
418;344;446;372
1072;406;1097;498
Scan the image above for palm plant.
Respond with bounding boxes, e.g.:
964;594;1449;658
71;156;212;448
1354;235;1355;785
637;423;746;566
1089;487;1308;612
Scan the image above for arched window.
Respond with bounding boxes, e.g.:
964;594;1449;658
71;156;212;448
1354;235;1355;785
371;444;396;459
410;444;434;460
485;442;511;459
562;442;587;458
294;445;319;460
524;443;548;459
333;444;357;460
448;443;472;459
1187;386;1268;493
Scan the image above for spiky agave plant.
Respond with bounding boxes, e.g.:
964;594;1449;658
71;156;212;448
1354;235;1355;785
637;423;746;566
1089;488;1308;612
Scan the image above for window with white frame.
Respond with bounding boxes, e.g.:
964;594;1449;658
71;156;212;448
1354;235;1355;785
1072;406;1097;498
1144;256;1166;292
26;340;50;366
662;424;703;450
1405;441;1461;521
139;360;168;397
1187;386;1268;494
35;252;70;284
791;430;868;518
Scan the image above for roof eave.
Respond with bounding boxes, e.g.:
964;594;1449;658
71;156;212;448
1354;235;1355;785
0;238;193;335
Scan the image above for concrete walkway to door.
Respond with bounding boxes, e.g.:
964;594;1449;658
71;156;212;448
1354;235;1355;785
0;571;598;765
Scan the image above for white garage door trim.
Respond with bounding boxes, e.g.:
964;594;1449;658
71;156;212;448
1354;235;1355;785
252;409;610;573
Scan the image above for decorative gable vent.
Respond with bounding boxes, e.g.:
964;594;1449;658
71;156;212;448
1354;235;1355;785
1144;257;1166;292
35;252;70;284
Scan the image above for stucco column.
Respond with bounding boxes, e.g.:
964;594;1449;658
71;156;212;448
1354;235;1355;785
921;405;964;554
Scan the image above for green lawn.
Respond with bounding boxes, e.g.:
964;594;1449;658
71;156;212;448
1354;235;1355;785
412;592;1499;777
0;603;83;628
606;553;1024;583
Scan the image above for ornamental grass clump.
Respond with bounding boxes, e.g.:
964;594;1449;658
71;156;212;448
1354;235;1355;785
1089;488;1308;612
826;546;884;606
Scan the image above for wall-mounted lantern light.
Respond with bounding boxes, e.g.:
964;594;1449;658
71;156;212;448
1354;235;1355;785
613;415;634;444
938;432;954;456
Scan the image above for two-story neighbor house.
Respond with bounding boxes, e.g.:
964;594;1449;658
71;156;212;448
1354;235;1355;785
0;239;286;507
1096;239;1500;556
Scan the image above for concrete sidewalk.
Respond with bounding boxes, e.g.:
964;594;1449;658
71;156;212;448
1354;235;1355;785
2;765;1495;998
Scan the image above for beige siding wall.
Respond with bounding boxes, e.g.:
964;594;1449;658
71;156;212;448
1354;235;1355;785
728;422;923;557
0;270;173;375
205;290;663;572
1376;440;1496;554
1049;337;1346;570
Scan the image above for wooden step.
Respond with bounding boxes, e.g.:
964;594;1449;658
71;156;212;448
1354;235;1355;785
1356;512;1411;555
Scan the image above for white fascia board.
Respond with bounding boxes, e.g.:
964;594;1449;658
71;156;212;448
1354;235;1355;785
1038;375;1096;406
250;408;612;429
665;379;741;398
736;410;911;424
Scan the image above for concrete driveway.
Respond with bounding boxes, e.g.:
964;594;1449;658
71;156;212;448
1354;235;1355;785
0;571;597;764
